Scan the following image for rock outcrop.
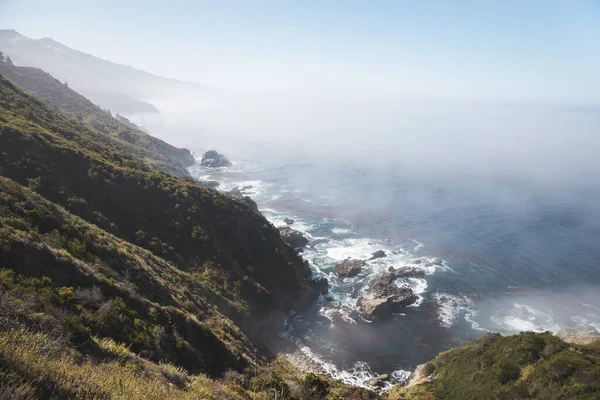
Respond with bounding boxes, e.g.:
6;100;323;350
308;276;329;295
356;267;422;321
200;150;233;168
279;227;309;249
334;259;365;278
283;217;295;225
369;250;387;260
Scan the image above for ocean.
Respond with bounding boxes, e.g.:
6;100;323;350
188;153;600;388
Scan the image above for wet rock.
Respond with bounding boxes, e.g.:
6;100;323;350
357;267;422;321
283;217;295;225
425;258;443;267
334;259;365;278
240;185;253;191
279;227;309;249
308;276;329;295
369;250;387;260
357;286;416;321
200;150;232;168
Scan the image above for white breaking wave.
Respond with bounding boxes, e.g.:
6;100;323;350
319;306;357;325
190;158;441;388
433;292;477;329
332;227;352;235
490;303;561;333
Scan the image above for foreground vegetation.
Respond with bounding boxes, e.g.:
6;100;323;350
390;332;600;400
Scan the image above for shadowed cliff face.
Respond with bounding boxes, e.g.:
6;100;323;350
0;75;312;369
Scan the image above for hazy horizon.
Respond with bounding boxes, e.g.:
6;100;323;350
2;1;600;104
1;1;599;187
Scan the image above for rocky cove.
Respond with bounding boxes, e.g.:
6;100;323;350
190;149;600;393
190;150;456;388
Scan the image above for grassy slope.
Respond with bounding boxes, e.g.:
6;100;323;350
0;75;311;321
390;332;600;400
0;63;194;178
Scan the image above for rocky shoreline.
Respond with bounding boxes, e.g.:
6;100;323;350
191;150;600;392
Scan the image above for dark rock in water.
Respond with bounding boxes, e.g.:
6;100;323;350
279;227;309;249
226;187;244;198
283;217;295;225
240;185;253;191
357;267;422;321
197;180;220;189
334;259;365;278
308;276;329;295
369;250;387;260
200;150;232;168
425;258;443;267
357;286;416;322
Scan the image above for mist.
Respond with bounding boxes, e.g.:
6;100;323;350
132;89;600;189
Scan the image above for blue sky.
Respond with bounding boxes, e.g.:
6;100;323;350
1;0;599;102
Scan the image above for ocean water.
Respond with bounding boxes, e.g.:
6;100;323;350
189;155;600;388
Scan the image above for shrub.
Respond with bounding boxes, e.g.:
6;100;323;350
301;373;330;399
495;361;521;384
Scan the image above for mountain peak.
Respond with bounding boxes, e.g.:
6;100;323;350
0;29;25;40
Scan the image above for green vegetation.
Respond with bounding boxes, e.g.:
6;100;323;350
389;332;600;400
0;59;194;177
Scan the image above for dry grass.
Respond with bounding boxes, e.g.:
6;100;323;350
0;328;220;399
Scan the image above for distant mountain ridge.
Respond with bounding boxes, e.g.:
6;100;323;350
0;29;212;114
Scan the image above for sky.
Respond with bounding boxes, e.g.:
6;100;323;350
1;0;599;103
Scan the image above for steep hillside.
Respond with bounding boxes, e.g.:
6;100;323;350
0;29;212;114
0;70;381;399
0;70;385;399
0;59;194;178
0;73;315;331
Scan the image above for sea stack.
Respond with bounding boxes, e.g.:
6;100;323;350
200;150;232;168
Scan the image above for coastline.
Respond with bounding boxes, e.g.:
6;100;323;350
189;154;600;390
